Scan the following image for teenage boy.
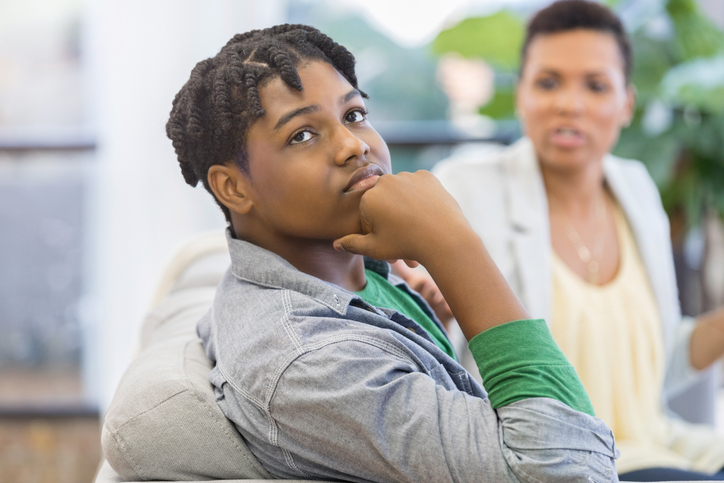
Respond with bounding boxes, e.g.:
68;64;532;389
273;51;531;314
167;24;618;482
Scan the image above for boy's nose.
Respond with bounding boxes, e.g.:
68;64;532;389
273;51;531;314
333;126;370;166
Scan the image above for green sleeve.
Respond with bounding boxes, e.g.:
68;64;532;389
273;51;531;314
469;318;595;416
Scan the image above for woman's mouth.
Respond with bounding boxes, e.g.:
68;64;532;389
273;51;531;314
550;127;585;148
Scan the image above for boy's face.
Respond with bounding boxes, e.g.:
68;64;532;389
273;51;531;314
242;61;391;242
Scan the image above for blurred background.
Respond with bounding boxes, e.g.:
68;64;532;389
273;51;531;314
0;0;722;481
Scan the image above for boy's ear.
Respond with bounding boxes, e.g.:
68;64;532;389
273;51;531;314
207;164;254;215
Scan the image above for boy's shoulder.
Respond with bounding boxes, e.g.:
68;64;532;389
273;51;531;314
201;235;409;370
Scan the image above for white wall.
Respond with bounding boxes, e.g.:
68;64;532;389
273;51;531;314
700;0;724;28
82;0;286;412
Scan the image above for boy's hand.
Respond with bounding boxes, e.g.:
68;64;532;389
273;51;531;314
333;171;472;266
335;170;529;340
335;171;460;330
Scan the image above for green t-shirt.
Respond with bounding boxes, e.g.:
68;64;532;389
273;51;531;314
355;269;594;417
355;269;456;360
470;319;595;416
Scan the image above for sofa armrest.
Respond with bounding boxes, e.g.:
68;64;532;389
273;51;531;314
95;459;328;483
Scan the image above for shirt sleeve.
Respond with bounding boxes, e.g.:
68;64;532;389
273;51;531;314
469;318;595;416
256;337;618;483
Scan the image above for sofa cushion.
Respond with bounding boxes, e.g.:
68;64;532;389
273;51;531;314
101;287;272;481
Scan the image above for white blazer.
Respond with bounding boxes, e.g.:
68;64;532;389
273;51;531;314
433;137;701;397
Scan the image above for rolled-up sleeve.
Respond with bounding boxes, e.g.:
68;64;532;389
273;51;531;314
470;319;596;416
266;338;619;483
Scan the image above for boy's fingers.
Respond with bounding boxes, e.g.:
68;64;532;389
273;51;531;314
333;234;369;255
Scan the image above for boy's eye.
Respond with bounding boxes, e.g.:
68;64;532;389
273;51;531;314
345;109;367;124
290;130;313;144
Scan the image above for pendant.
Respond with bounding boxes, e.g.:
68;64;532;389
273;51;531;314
587;260;599;284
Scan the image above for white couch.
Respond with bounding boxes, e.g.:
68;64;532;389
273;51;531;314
95;231;712;483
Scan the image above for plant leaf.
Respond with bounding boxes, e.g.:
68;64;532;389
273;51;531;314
432;11;524;70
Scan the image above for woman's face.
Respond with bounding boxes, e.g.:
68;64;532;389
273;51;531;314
516;29;634;171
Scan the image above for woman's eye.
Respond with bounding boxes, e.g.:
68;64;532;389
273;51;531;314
290;130;313;144
535;78;558;90
345;109;367;123
588;80;609;93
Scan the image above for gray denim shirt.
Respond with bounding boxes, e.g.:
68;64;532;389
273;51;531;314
198;232;619;482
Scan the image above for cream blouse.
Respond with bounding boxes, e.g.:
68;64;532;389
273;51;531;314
551;204;724;474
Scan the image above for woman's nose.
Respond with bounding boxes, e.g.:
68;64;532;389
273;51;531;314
333;126;370;166
553;87;585;115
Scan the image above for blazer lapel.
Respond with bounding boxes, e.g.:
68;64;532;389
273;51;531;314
503;139;553;321
603;156;676;353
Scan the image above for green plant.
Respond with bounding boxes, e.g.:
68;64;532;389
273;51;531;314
614;0;724;229
433;10;521;120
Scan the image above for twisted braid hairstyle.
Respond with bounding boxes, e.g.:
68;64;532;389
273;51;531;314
166;24;366;222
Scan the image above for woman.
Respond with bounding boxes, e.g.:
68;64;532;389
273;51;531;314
410;1;724;480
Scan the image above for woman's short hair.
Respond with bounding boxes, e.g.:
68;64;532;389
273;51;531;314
520;0;632;83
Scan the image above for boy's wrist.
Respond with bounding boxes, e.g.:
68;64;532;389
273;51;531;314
419;227;481;270
421;227;530;339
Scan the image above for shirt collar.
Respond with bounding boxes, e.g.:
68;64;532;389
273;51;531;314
226;229;388;316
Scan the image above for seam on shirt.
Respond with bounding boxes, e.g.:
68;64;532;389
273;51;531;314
266;334;425;410
263;332;417;412
497;428;545;483
507;457;544;483
231;273;286;291
434;387;455;481
266;398;307;481
308;333;413;361
450;369;472;394
282;447;312;479
280;290;303;351
262;336;421;480
262;333;425;411
218;365;266;410
222;332;427;470
230;274;349;314
267;411;278;447
219;291;309;413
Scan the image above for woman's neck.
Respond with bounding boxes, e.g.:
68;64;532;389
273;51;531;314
539;158;606;214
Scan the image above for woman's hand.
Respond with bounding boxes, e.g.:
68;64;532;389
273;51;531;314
391;260;454;328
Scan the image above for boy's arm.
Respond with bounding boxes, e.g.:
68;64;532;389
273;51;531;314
335;170;528;339
262;338;617;483
334;171;593;415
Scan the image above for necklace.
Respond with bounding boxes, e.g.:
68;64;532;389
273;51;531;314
549;191;607;284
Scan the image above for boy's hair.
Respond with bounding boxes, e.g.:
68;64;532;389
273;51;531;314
521;0;632;83
166;24;365;221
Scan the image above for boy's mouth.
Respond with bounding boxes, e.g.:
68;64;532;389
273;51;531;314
344;165;385;192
